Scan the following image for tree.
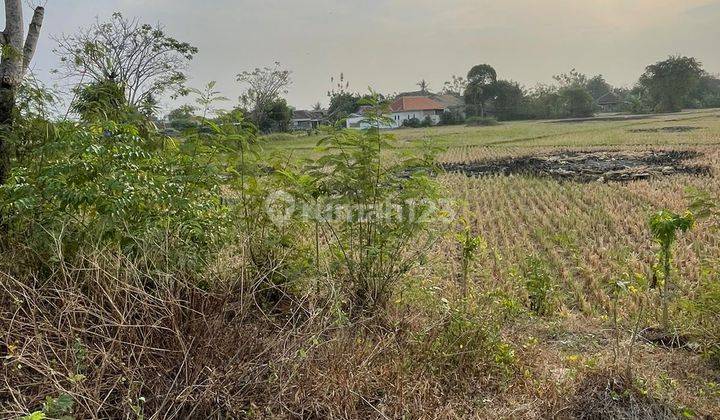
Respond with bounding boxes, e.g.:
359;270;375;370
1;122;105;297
417;79;429;93
71;79;131;123
0;0;44;185
53;13;197;107
493;80;526;121
237;62;292;128
560;85;594;118
327;91;360;122
442;75;467;96
586;75;613;100
553;68;588;89
257;98;292;133
465;64;497;117
639;56;704;112
166;105;199;131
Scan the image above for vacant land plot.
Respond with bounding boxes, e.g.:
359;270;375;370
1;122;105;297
262;109;720;417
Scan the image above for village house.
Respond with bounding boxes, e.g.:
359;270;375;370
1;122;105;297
345;92;464;130
290;110;324;131
389;96;446;126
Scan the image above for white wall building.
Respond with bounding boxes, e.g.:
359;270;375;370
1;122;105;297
346;96;447;130
389;96;445;127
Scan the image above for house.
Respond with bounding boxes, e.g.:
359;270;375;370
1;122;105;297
290;110;324;131
389;96;446;127
596;92;622;112
432;93;466;118
344;93;458;130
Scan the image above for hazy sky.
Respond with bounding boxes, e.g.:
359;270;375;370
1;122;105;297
20;0;720;111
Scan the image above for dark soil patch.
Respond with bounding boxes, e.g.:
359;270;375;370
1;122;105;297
441;150;711;183
569;370;679;419
628;126;701;133
640;327;694;350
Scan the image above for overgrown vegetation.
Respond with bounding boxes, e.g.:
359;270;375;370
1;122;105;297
2;7;720;419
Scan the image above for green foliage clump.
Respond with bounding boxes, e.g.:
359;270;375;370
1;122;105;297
0;121;231;267
299;93;442;313
649;209;694;329
639;55;704;112
522;256;555;316
401;117;422;128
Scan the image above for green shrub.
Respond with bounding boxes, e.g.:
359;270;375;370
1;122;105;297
0;121;233;268
522;256;555;316
299;93;442;314
402;117;422;128
465;116;499;126
648;209;694;329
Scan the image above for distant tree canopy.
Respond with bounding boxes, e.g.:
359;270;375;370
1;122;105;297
464;64;498;117
328;91;361;121
54;12;198;108
166;105;199;131
639;56;704;112
560;86;594;118
585;75;613;100
492;80;526;121
237;62;292;130
256;98;292;133
442;75;467;97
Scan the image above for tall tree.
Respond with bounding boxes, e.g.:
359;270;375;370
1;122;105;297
237;62;292;128
0;0;45;185
53;12;197;107
465;64;497;117
639;56;704;112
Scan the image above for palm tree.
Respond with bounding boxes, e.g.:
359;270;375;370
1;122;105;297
417;79;429;93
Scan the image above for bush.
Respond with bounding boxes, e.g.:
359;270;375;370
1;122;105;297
296;94;442;314
439;111;463;125
0;121;234;269
402;117;422;128
465;116;499;126
560;85;595;118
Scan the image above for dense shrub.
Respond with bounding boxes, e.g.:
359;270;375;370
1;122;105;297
0;121;233;268
402;117;422;128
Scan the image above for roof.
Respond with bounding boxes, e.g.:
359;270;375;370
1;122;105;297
390;96;445;112
433;94;464;108
292;110;324;121
596;92;621;105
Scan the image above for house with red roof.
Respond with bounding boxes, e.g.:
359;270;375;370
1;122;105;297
389;96;446;127
345;95;450;129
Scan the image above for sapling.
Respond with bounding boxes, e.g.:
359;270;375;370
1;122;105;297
648;209;694;330
456;222;485;297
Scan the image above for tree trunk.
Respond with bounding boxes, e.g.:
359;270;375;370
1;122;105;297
0;84;14;184
0;2;45;185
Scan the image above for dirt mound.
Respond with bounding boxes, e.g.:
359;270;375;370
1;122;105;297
441;150;711;183
628;126;701;133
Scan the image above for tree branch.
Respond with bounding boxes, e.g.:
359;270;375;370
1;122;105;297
22;6;44;72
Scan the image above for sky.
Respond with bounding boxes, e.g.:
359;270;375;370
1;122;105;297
16;0;720;112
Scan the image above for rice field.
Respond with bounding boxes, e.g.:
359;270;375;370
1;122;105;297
262;109;720;416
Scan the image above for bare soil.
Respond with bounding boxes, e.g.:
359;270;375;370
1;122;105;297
628;126;702;133
441;150;712;183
